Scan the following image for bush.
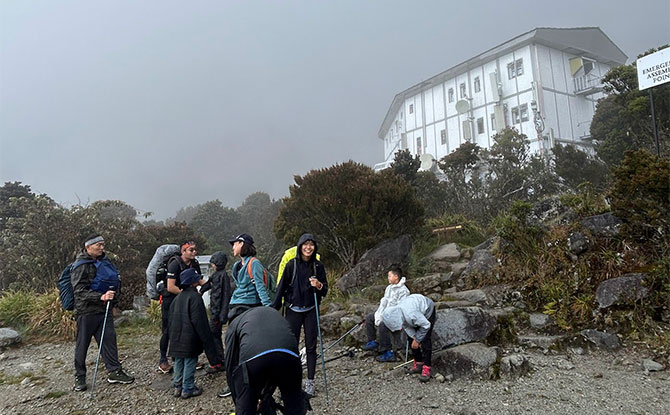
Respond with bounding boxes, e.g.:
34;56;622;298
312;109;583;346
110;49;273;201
28;290;76;340
427;213;488;247
0;290;36;328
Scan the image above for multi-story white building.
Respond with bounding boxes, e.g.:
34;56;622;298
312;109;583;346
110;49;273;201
375;27;627;170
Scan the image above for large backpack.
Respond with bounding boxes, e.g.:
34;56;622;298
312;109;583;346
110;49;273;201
233;257;277;302
58;258;121;310
146;244;180;300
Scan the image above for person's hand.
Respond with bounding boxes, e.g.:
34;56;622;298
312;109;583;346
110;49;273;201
101;290;115;302
309;277;323;290
411;339;420;349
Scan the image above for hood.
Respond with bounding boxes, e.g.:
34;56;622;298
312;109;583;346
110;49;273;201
179;268;201;287
382;306;403;331
393;277;407;288
297;233;318;261
210;251;228;270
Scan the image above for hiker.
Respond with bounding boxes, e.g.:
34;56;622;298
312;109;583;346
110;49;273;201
362;267;410;362
271;233;328;397
71;233;134;391
228;233;272;321
168;268;219;399
225;307;309;415
382;294;436;382
198;251;231;373
159;240;202;374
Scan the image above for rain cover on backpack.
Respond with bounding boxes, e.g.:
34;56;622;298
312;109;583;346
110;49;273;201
146;244;180;300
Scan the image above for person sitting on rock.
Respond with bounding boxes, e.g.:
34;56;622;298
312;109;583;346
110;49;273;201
382;294;436;382
362;267;410;362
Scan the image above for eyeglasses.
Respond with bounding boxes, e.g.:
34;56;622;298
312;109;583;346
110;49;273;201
187;248;197;252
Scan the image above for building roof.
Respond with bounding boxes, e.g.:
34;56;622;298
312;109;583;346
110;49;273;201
378;27;628;139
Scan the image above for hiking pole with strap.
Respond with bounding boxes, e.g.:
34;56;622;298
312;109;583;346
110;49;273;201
90;288;114;399
312;289;329;404
316;320;363;359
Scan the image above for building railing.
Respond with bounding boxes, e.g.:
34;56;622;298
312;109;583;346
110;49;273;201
573;75;603;96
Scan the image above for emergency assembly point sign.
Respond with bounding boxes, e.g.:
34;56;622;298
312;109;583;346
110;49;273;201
637;47;670;91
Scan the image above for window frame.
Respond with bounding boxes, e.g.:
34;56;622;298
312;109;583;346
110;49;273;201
474;76;481;93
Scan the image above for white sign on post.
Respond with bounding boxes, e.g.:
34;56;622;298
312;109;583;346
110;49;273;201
637;47;670;91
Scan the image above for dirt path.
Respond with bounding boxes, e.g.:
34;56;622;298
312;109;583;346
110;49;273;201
0;332;668;415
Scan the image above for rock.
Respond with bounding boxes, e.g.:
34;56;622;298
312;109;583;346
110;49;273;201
488;307;518;320
432;307;497;350
433;342;499;380
579;329;621;351
595;273;649;309
114;315;129;327
427;243;461;263
434;373;446;383
339;316;361;329
20;377;31;386
642;359;664;372
529;313;553;330
337;235;412;293
427;293;442;303
580;213;623;236
499;354;531;379
407;274;445;294
319;311;348;335
480;285;520;307
328;303;344;313
568;231;590;255
0;353;6;361
361;285;386;299
436;300;476;309
517;334;568;350
555;359;575;370
19;362;36;371
460;239;500;288
527;197;575;227
450;262;469;277
444;289;487;304
133;295;150;314
0;328;22;347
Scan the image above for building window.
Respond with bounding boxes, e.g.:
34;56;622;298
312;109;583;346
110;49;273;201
409;104;414;114
490;113;496;131
474;77;481;93
520;103;529;122
440;129;446;145
507;62;515;79
511;106;520;124
507;59;524;79
460;83;466;98
448;88;454;103
515;59;524;77
477;117;484;135
416;137;422;155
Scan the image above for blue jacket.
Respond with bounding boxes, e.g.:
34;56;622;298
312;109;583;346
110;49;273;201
229;256;271;307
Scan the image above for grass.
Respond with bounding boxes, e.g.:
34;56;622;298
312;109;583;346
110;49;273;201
0;370;43;385
0;289;36;329
44;391;68;399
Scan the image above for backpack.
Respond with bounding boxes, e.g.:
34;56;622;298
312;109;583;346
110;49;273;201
233;257;277;302
146;244;180;300
277;246;320;284
58;258;121;310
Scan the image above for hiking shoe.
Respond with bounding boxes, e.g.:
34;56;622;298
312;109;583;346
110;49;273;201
304;379;315;397
206;363;225;374
419;365;431;382
195;361;205;370
158;361;172;374
362;340;379;351
73;375;87;392
108;367;135;384
181;386;203;399
173;387;182;398
217;388;232;398
409;360;424;375
375;350;395;362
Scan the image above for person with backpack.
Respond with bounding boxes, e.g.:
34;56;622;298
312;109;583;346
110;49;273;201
225;306;309;415
228;233;272;322
381;294;437;382
71;233;134;391
158;240;202;374
271;233;327;397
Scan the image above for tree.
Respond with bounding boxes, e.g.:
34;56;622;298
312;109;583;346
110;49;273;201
390;149;448;218
592;46;670;166
189;200;240;250
438;141;486;219
274;161;424;267
552;144;610;191
390;149;420;183
0;181;36;232
237;192;284;268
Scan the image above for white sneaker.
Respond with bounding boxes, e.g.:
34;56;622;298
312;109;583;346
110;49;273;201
304;379;315;396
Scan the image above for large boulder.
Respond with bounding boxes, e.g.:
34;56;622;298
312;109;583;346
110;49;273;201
460;238;501;289
596;273;649;309
406;273;451;296
499;354;532;379
0;328;21;347
578;329;621;351
433;342;499;380
432;307;497;350
444;289;487;305
337;235;412;293
319;311;347;335
427;243;461;264
580;213;623;237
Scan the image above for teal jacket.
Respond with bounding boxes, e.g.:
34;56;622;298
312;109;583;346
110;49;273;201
229;256;271;307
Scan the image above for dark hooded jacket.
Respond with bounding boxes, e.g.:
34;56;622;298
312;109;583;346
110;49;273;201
200;251;232;325
167;285;219;360
71;250;119;317
271;233;327;310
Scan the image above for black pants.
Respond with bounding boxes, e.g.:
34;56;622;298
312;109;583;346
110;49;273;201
210;319;224;363
411;309;436;367
286;308;318;380
364;312;397;351
159;295;174;363
75;312;120;377
231;352;305;415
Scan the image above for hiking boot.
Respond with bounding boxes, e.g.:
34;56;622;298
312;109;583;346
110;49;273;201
206;363;225;374
108;367;135;384
73;375;87;392
409;360;423;374
173;387;182;398
375;350;395;362
362;340;379;351
217;387;232;398
181;385;203;399
195;361;205;370
419;365;431;382
304;379;315;397
158;361;172;374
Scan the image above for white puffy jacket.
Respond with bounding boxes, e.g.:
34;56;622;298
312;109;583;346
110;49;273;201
374;277;410;326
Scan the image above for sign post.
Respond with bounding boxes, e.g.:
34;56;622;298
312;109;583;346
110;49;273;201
636;47;670;156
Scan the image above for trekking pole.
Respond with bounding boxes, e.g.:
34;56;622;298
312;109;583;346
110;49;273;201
313;290;329;405
90;288;114;399
405;338;409;363
317;320;363;359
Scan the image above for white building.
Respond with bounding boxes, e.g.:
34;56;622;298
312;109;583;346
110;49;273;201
375;27;627;170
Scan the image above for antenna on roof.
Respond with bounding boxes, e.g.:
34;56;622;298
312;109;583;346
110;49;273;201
455;99;470;115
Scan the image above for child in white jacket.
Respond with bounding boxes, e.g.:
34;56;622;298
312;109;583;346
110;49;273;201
362;268;410;362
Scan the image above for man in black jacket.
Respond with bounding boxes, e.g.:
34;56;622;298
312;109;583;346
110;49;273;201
71;233;134;392
225;307;308;415
199;251;231;373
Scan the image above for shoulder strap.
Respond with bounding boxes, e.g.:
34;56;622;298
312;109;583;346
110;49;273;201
246;257;256;281
290;258;298;286
71;259;94;271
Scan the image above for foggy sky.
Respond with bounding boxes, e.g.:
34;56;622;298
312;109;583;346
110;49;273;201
1;0;668;219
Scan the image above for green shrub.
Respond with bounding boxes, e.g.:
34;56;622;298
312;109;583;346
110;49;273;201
28;290;76;340
0;290;36;328
427;213;488;247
